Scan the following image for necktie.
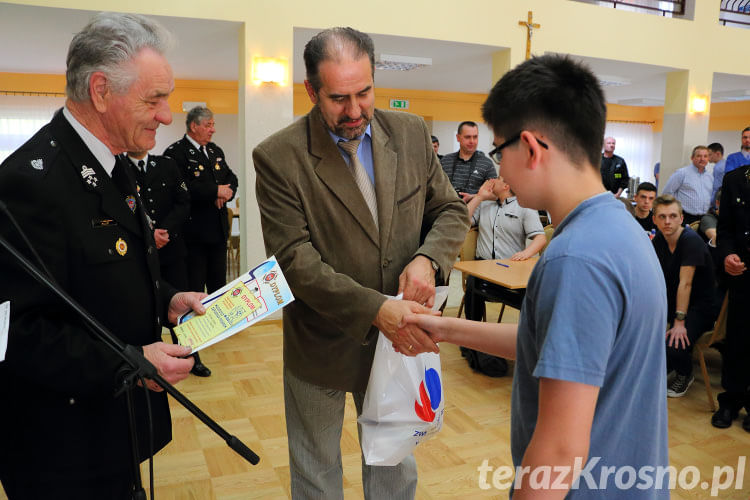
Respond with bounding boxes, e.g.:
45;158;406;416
111;157;134;197
199;145;208;159
338;138;378;228
137;159;146;174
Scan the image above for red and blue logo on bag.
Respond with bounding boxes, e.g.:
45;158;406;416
414;368;441;422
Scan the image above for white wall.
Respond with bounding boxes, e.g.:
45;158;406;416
707;130;744;156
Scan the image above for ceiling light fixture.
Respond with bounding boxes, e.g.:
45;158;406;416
375;54;432;71
597;74;631;87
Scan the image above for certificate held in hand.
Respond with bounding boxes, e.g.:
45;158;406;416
174;283;261;350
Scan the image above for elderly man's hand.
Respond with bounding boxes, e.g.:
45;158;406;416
374;299;439;356
142;342;195;390
167;291;208;326
398;255;436;308
724;254;746;276
153;228;170;249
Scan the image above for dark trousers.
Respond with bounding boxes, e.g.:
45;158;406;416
718;279;750;412
682;212;703;225
187;241;227;294
161;256;203;364
464;275;525;322
666;307;716;376
0;470;133;500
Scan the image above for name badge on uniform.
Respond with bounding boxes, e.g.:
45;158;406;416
92;218;117;228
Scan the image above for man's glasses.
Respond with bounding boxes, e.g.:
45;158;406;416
488;132;549;165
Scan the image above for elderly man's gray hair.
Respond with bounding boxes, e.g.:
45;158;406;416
186;106;214;131
65;12;174;102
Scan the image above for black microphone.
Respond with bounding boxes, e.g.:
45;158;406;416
0;198;261;468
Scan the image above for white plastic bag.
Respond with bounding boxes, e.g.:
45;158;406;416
358;287;449;466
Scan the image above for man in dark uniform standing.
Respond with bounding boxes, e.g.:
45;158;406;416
125;151;190;289
124;150;209;374
713;164;750;431
0;13;203;499
164;107;237;377
601;136;630;197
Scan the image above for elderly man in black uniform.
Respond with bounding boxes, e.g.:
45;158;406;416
0;13;204;499
164;108;237;377
124;150;209;375
712;164;750;432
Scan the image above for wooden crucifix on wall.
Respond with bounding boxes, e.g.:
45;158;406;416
519;11;540;61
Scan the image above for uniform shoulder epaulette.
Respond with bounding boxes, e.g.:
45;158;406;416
0;128;60;179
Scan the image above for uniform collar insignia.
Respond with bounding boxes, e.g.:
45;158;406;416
31;159;43;170
80;164;98;187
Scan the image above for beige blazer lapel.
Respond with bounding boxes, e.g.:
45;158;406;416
308;108;379;247
370;113;396;251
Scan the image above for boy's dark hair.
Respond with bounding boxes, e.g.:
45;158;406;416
457;121;478;135
707;142;724;155
637;182;657;194
481;54;606;169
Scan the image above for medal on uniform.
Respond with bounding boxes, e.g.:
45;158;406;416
194;171;200;177
215;163;220;170
198;165;204;170
125;195;136;213
115;238;128;256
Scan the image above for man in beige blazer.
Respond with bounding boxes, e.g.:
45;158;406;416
253;27;468;500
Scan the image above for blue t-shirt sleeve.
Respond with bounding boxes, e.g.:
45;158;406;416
531;256;621;387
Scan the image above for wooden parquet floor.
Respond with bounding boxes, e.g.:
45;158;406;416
2;303;749;499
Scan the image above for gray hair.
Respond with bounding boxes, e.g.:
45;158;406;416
186;106;213;131
303;27;375;93
66;12;173;102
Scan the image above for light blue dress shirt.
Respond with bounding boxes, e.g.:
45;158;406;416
662;163;713;215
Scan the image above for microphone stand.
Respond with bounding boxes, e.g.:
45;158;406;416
0;232;260;499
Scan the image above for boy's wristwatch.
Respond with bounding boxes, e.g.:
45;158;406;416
675;311;687;321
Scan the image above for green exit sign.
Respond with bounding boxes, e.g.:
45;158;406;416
390;99;409;110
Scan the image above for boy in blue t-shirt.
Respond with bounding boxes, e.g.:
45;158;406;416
404;55;669;499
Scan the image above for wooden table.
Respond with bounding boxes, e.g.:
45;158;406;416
453;256;539;290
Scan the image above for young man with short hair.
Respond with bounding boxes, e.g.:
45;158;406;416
405;54;668;498
652;195;717;398
633;181;657;236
